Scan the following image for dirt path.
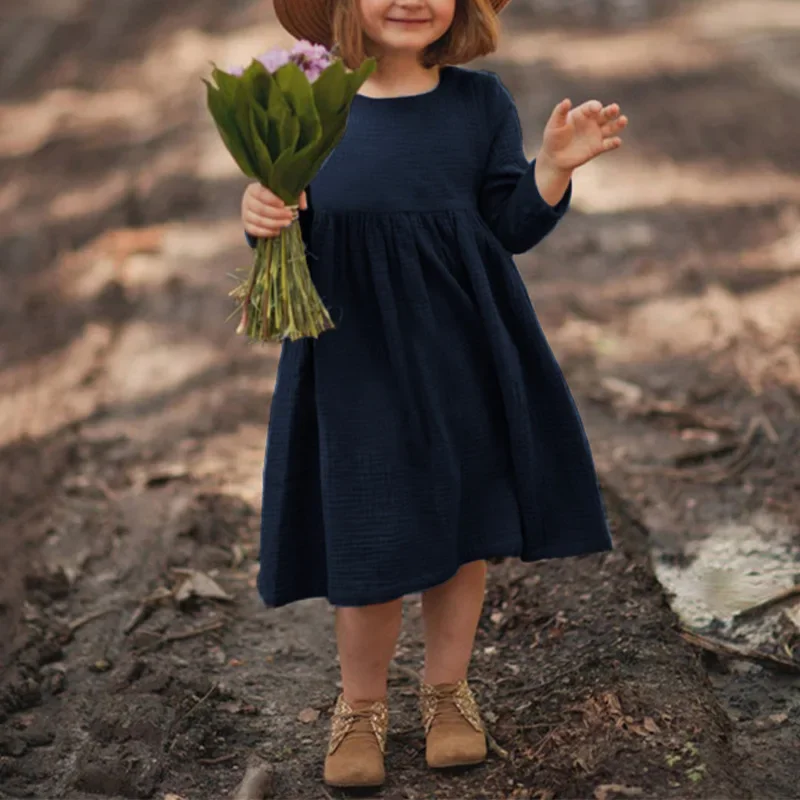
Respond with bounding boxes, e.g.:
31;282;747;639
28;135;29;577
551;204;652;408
1;2;799;798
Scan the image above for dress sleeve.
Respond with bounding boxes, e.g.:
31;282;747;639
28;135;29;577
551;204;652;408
479;79;571;255
245;188;314;248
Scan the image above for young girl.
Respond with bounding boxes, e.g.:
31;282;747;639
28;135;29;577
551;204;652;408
241;0;626;788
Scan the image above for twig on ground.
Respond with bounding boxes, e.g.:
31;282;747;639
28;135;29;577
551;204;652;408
529;725;566;762
136;619;225;654
592;384;737;434
199;753;237;765
123;586;174;635
732;585;800;624
67;606;121;635
174;684;216;733
497;662;588;699
672;441;739;468
486;729;510;760
167;684;218;753
680;629;800;673
162;619;225;643
634;400;737;433
622;414;777;484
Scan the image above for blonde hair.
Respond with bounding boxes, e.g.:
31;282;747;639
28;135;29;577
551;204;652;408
333;0;500;69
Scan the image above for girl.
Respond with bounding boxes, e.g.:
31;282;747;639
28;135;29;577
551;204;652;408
241;0;626;788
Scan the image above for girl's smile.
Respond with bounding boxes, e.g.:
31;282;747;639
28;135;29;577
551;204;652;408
360;0;455;53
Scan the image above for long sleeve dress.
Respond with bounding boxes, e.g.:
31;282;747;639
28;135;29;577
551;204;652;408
247;66;612;608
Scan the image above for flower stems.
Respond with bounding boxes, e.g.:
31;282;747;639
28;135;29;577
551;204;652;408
230;220;334;343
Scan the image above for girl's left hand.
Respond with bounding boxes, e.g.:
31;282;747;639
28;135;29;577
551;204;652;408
540;99;628;172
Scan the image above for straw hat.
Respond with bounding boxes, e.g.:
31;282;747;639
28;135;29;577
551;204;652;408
274;0;513;49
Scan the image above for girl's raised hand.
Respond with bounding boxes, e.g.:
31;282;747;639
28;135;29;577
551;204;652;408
540;99;628;172
242;183;308;239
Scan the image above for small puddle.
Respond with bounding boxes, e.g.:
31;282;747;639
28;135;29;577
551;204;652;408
653;510;799;637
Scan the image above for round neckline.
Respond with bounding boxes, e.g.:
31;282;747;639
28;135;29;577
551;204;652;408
355;66;450;103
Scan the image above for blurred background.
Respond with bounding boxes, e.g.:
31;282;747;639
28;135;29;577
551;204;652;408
1;1;799;799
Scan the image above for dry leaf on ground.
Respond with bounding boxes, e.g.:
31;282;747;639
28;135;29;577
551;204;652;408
297;707;320;723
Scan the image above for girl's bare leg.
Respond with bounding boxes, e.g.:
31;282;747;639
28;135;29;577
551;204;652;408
336;599;403;702
421;561;487;684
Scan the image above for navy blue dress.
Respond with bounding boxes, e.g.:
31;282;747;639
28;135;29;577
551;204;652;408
248;66;612;608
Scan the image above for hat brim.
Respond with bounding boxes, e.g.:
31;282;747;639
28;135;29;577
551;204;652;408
274;0;513;50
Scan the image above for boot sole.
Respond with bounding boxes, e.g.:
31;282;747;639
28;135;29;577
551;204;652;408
427;755;487;769
324;778;386;788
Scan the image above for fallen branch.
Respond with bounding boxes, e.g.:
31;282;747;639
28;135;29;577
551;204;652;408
136;619;225;654
680;629;799;673
199;753;237;766
163;619;225;644
634;400;737;433
623;414;777;484
486;729;510;760
529;724;567;762
732;585;800;624
672;440;739;468
179;684;217;724
67;606;121;635
593;382;737;434
123;586;174;635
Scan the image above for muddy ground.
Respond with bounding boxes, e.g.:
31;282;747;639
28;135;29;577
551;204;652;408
1;1;799;798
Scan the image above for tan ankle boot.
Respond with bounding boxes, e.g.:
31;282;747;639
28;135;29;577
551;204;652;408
420;680;487;769
323;695;388;788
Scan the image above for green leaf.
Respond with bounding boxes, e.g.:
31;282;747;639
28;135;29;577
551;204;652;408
263;79;293;161
244;60;274;109
210;63;240;99
233;82;256;161
277;114;300;159
274;62;322;151
312;60;349;120
249;107;273;180
204;79;258;177
347;57;377;98
270;117;303;202
241;58;268;92
272;58;376;196
251;103;272;148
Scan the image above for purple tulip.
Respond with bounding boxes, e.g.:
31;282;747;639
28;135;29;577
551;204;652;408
290;40;333;82
257;48;292;73
229;41;333;83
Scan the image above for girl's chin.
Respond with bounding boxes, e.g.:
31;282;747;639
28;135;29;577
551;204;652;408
379;33;440;50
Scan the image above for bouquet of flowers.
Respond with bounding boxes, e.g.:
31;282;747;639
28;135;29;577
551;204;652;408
204;41;375;342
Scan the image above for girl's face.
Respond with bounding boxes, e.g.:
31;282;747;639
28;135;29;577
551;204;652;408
358;0;457;57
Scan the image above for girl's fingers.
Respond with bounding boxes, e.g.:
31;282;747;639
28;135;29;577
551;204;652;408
551;98;572;124
299;191;308;211
244;211;292;235
600;115;628;137
579;100;603;117
600;103;620;121
253;184;284;206
248;185;293;216
602;137;623;152
250;199;295;222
